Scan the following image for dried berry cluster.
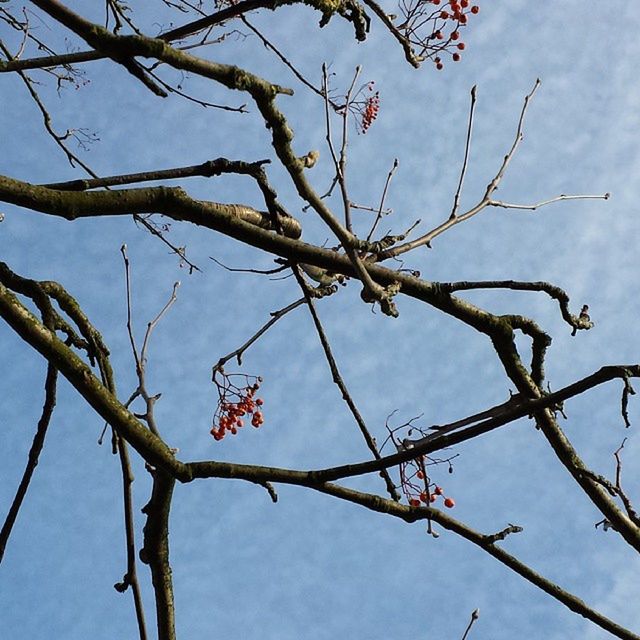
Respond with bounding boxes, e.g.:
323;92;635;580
211;373;265;441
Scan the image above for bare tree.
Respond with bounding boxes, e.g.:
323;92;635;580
0;2;637;639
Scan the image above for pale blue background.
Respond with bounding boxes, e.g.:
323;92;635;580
1;1;640;638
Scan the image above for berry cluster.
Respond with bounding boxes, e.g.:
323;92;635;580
399;0;480;70
346;81;381;134
361;90;380;133
397;453;458;509
431;1;480;69
407;474;456;508
382;416;457;513
211;372;265;441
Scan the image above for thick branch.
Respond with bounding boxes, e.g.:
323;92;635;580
0;175;302;238
140;470;176;640
42;158;271;191
441;280;594;334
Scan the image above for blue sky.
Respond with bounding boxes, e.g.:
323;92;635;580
1;1;640;638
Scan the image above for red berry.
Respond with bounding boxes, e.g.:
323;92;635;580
434;486;444;495
416;470;425;480
452;53;461;61
409;498;421;507
251;412;263;427
256;398;264;406
436;63;444;70
444;497;455;508
440;10;449;18
451;31;460;40
470;5;479;14
457;42;465;50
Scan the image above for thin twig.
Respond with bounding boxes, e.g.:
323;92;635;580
612;439;640;526
115;245;183;637
144;67;248;111
614;439;627;489
489;193;610;210
0;364;57;563
621;375;635;428
450;85;477;219
212;298;306;372
339;66;361;232
461;608;480;640
140;281;181;368
350;202;393;215
209;255;289;276
293;266;401;501
133;215;201;274
242;17;336;106
121;244;142;374
113;436;149;640
322;63;342;193
366;158;399;242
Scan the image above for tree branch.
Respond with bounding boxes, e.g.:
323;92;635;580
293;266;401;501
140;469;176;640
0;364;57;563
